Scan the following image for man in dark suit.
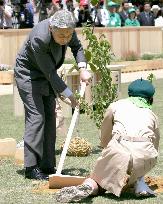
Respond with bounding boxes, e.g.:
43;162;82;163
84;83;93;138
137;2;155;26
14;10;91;180
119;0;129;27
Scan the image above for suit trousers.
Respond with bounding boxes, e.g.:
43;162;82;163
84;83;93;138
18;84;56;168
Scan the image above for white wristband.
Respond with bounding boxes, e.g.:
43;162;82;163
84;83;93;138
78;62;87;69
61;87;73;98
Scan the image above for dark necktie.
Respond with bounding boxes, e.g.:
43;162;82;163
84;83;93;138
146;12;150;22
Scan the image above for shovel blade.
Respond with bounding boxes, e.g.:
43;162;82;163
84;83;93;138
49;174;86;189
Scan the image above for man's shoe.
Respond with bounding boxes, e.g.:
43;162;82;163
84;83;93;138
40;167;68;175
40;167;56;175
25;166;49;180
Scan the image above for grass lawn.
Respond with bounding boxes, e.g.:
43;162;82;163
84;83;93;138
0;79;163;204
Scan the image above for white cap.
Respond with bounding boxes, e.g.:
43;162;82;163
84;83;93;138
151;5;160;11
128;3;134;8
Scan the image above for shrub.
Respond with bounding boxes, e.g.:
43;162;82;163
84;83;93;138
141;53;155;60
77;27;117;129
141;53;163;60
123;51;139;61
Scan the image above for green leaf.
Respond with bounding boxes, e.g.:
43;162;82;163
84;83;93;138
81;26;117;129
84;50;92;62
91;0;99;6
147;73;156;83
89;62;98;72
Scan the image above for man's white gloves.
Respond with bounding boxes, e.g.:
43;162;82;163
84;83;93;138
60;67;91;109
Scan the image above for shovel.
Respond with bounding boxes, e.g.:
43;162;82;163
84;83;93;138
49;82;86;189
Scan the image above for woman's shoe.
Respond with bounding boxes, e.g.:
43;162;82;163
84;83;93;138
135;177;156;197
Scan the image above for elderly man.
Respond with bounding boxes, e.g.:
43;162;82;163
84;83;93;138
14;10;91;180
56;79;160;202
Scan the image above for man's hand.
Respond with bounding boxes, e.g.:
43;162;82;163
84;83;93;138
59;95;78;108
68;94;78;109
79;68;92;85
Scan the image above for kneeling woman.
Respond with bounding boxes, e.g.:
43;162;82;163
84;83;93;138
56;79;160;203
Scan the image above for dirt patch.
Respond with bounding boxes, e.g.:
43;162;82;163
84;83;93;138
145;176;163;193
32;181;60;194
32;176;163;195
111;59;163;73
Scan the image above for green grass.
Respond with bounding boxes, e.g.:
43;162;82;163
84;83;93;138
0;79;163;204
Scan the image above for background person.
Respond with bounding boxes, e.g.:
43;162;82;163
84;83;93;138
75;0;93;27
106;0;121;27
91;0;108;27
38;0;63;22
46;0;63;18
19;0;34;28
119;0;129;27
125;8;140;27
137;2;155;26
151;5;160;19
0;0;12;29
155;8;163;27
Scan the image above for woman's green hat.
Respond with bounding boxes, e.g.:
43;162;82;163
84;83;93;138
128;79;155;98
128;8;136;14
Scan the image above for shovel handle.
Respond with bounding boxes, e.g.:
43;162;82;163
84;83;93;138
56;82;86;175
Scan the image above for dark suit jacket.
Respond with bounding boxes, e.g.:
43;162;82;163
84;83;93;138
14;19;86;95
137;11;155;26
119;11;128;27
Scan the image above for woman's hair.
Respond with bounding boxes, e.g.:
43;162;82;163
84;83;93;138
122;0;128;7
148;97;153;105
128;95;153;105
129;11;136;18
156;9;163;18
144;2;151;7
0;0;4;6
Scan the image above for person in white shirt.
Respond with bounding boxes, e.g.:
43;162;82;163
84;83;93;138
155;9;163;27
0;0;12;29
151;5;160;19
91;0;109;27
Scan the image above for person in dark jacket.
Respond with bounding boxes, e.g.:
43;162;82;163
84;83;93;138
19;1;34;28
137;2;155;26
76;0;93;27
119;0;129;26
14;9;91;180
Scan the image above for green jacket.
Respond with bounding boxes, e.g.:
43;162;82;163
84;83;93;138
108;13;121;27
125;18;140;27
